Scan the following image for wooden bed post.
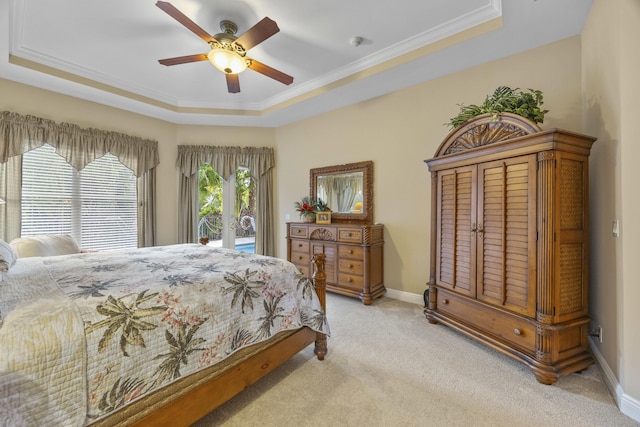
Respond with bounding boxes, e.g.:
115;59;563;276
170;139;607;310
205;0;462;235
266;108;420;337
312;253;328;360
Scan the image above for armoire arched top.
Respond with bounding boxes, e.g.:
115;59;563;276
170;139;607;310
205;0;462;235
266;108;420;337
433;112;543;158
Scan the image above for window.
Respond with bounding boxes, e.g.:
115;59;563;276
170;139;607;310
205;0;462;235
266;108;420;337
21;144;138;250
198;164;256;253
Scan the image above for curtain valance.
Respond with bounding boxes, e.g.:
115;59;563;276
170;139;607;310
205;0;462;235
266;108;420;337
177;145;274;180
0;111;159;177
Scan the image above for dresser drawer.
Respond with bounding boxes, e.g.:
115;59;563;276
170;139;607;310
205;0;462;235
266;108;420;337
338;273;363;291
338;245;363;260
290;251;310;267
437;289;536;353
290;239;310;253
338;228;362;243
339;259;364;275
290;226;308;238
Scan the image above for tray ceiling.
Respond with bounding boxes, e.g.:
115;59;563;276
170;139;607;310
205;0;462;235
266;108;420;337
1;0;593;127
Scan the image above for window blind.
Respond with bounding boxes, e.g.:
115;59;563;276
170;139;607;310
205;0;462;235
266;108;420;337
21;144;138;250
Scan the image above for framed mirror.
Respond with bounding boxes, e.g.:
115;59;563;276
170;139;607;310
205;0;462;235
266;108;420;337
310;161;373;224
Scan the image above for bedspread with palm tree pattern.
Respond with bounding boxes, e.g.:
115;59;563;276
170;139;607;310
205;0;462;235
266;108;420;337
0;244;328;426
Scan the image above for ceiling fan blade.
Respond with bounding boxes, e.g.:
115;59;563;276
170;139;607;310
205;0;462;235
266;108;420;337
248;59;293;86
226;74;240;93
156;1;217;44
234;17;279;51
158;53;208;66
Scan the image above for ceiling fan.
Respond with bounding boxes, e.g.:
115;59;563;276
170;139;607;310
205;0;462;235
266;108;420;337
155;1;293;93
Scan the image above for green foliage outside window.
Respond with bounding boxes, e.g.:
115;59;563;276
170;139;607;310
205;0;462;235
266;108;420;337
198;164;255;240
198;164;223;217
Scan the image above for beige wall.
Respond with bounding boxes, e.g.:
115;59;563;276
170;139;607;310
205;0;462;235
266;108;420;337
275;36;583;297
583;0;640;403
619;0;640;401
175;125;275;149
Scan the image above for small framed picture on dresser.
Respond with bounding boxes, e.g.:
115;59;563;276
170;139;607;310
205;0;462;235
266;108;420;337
316;212;331;224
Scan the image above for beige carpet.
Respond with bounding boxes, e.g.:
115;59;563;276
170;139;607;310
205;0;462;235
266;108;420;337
193;294;638;427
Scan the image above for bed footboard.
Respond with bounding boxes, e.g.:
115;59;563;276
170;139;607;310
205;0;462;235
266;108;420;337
92;250;328;427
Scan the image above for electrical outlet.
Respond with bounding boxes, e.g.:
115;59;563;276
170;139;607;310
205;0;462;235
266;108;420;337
598;326;603;343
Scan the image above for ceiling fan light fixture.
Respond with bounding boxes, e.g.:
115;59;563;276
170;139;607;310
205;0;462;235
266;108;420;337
207;48;248;74
156;3;291;92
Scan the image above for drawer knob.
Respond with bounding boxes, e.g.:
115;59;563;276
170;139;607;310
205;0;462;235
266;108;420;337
348;232;352;236
347;278;353;283
348;250;353;254
513;328;521;336
442;299;449;305
347;264;353;269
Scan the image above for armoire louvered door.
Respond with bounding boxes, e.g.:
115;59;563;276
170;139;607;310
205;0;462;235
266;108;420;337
436;156;537;318
435;165;476;298
476;155;537;317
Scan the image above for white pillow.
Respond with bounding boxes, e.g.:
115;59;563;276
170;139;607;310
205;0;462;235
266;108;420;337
9;234;81;258
0;239;18;274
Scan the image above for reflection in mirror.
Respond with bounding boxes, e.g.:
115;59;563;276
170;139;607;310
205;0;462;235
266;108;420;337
316;172;364;213
310;161;373;224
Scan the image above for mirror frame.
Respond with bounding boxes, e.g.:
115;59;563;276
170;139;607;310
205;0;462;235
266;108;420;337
309;160;373;224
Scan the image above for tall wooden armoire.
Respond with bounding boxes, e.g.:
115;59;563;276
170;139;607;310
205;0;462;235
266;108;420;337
424;113;596;384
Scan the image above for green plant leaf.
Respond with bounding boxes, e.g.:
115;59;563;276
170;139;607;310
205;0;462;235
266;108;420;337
447;86;549;130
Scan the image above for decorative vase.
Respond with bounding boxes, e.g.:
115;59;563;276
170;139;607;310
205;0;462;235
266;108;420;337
302;215;314;223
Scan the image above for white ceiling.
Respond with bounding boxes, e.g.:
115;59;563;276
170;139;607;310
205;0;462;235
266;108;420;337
1;0;593;127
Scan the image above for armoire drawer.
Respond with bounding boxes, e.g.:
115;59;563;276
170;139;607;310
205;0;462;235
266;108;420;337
437;289;536;353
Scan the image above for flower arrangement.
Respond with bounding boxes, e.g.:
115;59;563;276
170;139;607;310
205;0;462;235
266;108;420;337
294;196;331;222
315;199;331;212
294;196;317;221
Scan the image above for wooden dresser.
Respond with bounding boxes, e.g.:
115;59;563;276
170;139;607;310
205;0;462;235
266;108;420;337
424;113;596;384
287;222;384;305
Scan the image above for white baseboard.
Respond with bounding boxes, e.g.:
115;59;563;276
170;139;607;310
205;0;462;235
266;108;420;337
589;337;640;423
384;288;424;306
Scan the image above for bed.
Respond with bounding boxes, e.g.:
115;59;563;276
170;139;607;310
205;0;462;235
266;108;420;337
0;240;328;426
